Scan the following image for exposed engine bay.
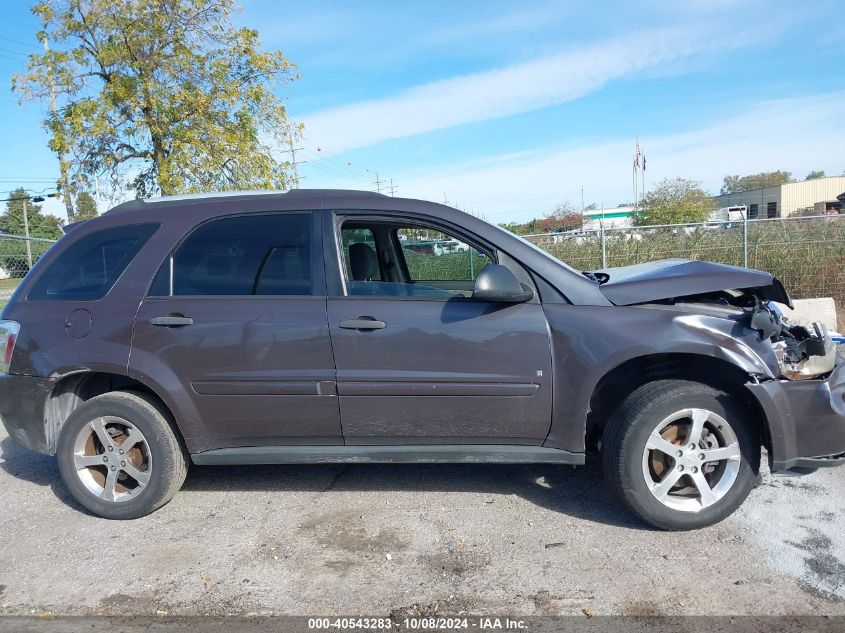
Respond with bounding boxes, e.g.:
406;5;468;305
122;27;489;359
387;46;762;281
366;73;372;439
586;260;838;381
652;287;836;381
752;300;836;381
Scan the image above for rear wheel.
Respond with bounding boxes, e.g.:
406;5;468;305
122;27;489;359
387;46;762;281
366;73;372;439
602;380;759;530
57;391;187;519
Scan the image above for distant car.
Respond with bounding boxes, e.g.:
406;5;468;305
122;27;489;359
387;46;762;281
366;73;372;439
0;190;842;529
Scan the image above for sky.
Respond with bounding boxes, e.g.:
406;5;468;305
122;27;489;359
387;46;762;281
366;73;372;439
0;0;843;223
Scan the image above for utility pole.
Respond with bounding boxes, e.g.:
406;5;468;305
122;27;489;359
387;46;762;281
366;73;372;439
287;135;305;189
373;172;385;193
41;33;75;221
387;178;397;196
22;197;32;270
581;185;585;227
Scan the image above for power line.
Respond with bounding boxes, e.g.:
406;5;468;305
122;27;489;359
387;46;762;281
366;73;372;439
5;16;42;32
0;35;41;50
0;177;58;181
0;53;27;63
300;154;363;181
0;47;29;59
301;151;374;184
0;189;59;203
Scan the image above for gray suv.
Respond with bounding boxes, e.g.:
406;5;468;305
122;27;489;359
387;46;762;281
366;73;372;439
1;190;842;529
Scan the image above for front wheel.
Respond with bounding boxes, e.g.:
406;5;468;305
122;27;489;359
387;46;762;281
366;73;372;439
56;391;188;519
602;380;760;530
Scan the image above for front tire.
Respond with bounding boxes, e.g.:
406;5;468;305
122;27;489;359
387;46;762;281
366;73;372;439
56;391;188;519
602;380;759;530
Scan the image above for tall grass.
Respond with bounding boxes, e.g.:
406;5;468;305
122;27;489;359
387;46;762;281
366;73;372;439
527;217;845;306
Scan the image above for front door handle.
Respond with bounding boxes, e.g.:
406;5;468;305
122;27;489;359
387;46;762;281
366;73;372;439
150;315;194;327
338;317;387;330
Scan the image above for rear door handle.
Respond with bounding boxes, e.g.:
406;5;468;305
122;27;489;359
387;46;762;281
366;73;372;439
150;315;194;327
338;318;386;330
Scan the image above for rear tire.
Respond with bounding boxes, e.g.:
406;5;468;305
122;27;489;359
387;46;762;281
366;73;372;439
57;391;187;519
602;380;759;530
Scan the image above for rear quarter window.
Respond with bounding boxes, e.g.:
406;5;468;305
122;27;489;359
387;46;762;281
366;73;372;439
28;223;159;301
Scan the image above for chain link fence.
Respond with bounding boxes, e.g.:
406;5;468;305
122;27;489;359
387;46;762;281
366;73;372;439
0;234;57;304
1;214;844;309
524;214;845;307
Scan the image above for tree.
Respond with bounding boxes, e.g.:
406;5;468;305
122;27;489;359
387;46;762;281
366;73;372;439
74;191;98;219
498;219;541;235
0;188;63;274
13;0;301;199
805;170;826;180
720;171;793;194
0;188;63;238
538;201;583;233
635;178;715;226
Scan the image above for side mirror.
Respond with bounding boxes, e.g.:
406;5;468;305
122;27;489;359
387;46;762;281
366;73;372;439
472;264;534;303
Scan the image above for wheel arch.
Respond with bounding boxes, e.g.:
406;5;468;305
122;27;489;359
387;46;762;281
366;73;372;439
44;370;186;455
583;352;770;456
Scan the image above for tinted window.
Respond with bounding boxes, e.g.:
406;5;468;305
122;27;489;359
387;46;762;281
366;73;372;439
29;224;158;301
340;227;380;281
158;213;311;296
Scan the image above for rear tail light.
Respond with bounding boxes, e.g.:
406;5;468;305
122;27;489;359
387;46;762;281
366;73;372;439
0;320;20;374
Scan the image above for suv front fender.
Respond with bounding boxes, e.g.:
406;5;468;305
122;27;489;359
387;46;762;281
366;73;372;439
541;304;778;453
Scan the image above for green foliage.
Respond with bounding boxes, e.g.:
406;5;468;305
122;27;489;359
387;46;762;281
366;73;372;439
720;171;793;194
14;0;300;198
805;170;826;180
0;188;61;276
531;218;845;307
499;220;541;236
403;249;491;281
635;178;715;226
74;191;98;218
1;188;63;238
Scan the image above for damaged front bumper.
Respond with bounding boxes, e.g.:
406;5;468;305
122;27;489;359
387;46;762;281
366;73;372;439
747;360;845;473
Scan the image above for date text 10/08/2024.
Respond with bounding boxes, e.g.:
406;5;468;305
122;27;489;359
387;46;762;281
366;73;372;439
307;617;529;630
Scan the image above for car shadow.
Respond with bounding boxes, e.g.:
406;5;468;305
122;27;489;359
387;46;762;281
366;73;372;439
0;436;647;530
0;436;87;512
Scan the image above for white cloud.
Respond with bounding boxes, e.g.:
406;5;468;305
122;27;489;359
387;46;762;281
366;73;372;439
386;92;845;221
300;24;742;155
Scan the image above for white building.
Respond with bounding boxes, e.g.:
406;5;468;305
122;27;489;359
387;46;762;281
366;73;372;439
582;206;634;231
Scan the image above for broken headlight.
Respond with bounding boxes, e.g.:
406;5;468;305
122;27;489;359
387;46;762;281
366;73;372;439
772;321;836;380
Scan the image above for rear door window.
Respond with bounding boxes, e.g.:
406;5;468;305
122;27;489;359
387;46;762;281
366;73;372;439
152;213;312;296
28;223;159;301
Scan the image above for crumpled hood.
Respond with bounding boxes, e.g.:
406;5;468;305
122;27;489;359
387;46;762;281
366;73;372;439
594;259;792;307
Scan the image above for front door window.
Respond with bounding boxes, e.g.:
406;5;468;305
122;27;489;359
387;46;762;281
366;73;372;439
339;221;493;298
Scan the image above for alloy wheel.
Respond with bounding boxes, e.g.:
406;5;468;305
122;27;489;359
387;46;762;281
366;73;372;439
641;408;741;512
71;416;152;503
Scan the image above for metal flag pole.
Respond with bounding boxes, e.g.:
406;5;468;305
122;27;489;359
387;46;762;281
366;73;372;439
641;145;646;210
